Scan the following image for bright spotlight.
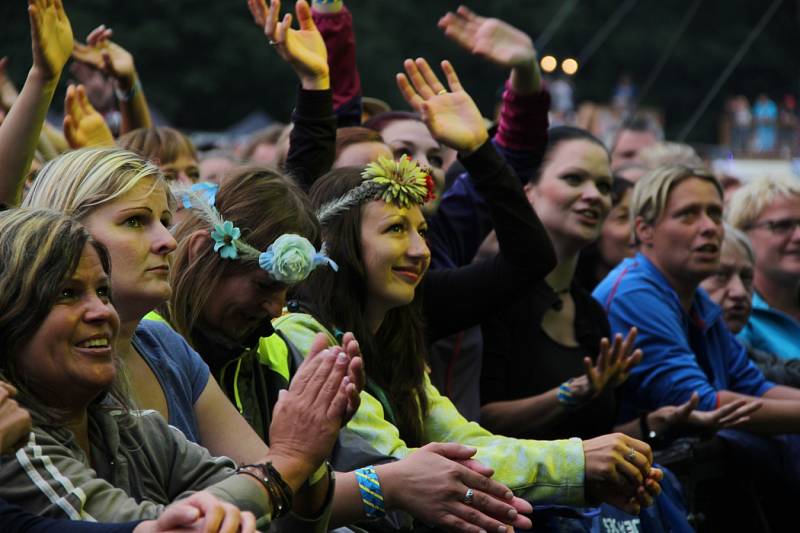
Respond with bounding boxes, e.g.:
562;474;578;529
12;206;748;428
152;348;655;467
540;55;557;73
561;58;578;75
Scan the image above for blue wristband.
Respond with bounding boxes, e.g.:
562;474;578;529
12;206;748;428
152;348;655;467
354;466;385;519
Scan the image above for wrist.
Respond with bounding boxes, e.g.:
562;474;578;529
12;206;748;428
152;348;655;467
266;452;316;493
300;74;331;91
373;462;399;511
27;65;60;90
115;71;138;92
458;130;490;157
311;0;343;14
509;57;540;95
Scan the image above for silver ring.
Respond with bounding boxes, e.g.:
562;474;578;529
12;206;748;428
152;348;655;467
625;447;636;462
268;39;277;46
463;488;474;505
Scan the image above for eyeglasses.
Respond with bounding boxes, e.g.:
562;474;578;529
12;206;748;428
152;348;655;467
748;218;800;235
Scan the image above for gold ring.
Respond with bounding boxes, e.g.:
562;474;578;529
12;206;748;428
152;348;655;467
437;89;447;95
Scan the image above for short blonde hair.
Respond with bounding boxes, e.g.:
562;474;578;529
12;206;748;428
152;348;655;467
23;147;173;219
727;175;800;231
639;141;702;170
631;165;722;241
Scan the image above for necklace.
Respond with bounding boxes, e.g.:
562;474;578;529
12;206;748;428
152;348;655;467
551;287;571;311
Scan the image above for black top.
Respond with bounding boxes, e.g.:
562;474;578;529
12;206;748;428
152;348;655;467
422;141;556;343
284;88;337;192
481;280;617;440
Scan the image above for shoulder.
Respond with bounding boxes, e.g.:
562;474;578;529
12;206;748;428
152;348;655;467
273;313;337;356
135;320;204;367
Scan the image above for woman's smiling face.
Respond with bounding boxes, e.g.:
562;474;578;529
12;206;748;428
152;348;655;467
360;200;431;321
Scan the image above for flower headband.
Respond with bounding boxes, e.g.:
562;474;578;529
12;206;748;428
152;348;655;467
180;185;337;283
316;155;435;226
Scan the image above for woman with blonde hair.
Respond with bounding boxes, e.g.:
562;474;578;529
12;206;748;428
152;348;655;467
0;208;354;527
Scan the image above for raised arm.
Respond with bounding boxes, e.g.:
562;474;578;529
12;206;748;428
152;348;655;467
310;0;362;126
72;25;152;133
248;0;335;189
63;84;115;148
0;0;72;204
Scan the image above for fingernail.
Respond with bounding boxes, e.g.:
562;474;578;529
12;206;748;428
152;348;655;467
504;490;513;500
507;509;517;519
338;352;347;362
497;526;507;533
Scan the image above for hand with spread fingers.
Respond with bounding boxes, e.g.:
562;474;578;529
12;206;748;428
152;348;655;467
583;432;662;514
28;0;74;84
580;328;642;400
648;391;762;436
396;58;488;155
72;25;136;85
247;0;330;90
383;442;533;533
63;84;115;149
438;5;536;71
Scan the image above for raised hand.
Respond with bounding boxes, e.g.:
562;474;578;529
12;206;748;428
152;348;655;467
383;442;533;532
438;6;536;70
648;392;762;435
247;0;330;90
339;331;365;423
583;433;661;515
396;58;488;154
63;84;115;149
0;58;19;112
582;328;642;397
29;0;74;83
72;25;136;84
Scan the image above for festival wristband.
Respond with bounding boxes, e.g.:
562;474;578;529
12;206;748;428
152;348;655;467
354;465;385;519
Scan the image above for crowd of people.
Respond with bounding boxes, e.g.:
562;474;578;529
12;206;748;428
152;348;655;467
0;0;798;532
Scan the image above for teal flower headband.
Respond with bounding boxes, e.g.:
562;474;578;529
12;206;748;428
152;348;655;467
181;186;337;283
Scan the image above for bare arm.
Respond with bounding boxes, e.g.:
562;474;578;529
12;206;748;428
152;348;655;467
717;387;800;433
0;0;72;204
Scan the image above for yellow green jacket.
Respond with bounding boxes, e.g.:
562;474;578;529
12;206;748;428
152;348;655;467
274;312;587;505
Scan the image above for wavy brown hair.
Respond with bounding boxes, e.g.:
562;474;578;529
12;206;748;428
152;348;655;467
0;208;132;426
168;166;320;348
305;167;429;446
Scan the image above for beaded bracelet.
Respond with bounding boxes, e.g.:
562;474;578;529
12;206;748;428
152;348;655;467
236;462;294;519
354;465;385;519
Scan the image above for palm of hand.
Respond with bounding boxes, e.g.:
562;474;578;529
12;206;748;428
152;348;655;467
425;92;487;152
35;6;73;78
74;113;113;148
284;29;327;79
472;19;535;68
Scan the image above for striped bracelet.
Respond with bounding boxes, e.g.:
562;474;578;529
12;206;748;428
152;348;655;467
354;465;385;519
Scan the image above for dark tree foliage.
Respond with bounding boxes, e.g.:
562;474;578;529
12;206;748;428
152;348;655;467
1;0;797;142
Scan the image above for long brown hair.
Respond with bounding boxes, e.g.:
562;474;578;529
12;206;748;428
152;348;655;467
168;166;320;348
0;208;132;426
305;167;429;446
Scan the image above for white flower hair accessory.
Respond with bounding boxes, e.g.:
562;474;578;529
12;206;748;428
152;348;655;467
179;186;337;283
259;234;338;283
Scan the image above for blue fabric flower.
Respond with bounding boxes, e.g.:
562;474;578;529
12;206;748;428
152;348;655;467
259;234;338;283
181;182;219;209
211;220;241;259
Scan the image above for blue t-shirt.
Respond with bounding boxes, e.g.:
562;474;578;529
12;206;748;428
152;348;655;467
738;291;800;360
133;320;210;443
593;253;774;422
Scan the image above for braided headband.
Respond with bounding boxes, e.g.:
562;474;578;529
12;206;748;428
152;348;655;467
316;155;435;226
179;183;337;283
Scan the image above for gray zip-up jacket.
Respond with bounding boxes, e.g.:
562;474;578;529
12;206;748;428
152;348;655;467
0;407;332;531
